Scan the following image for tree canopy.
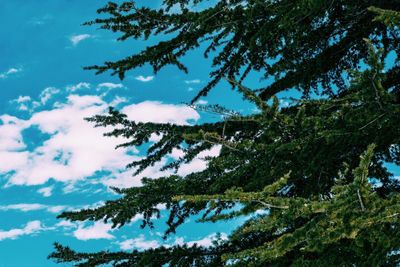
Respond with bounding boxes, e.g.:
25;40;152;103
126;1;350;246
49;1;400;266
83;0;400;102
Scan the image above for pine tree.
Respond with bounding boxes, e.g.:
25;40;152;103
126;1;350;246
82;0;400;102
49;2;400;266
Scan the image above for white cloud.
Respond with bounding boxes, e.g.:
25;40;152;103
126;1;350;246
0;203;67;214
176;146;221;176
47;205;67;213
0;67;22;79
0;115;29;173
0;204;45;212
110;96;128;107
134;75;154;82
118;232;228;251
73;221;115;241
184;79;201;84
1;86;205;189
37;186;53;197
70;34;92;46
2;95;133;186
0;115;26;152
15;96;31;103
121;101;199;125
18;104;29;111
185;233;228;247
170;148;185;160
56;220;76;229
6;68;19;75
10;95;36;113
196;100;208;105
97;83;124;90
66;82;91;92
39;87;60;105
118;235;160;251
103;159;168;188
0;221;44;241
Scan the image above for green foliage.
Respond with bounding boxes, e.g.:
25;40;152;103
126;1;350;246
167;144;400;266
50;1;400;266
83;0;400;102
369;6;400;28
51;40;400;265
222;145;400;266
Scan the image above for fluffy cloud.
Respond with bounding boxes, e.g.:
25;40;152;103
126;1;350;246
70;34;92;46
0;115;29;172
134;75;154;82
66;82;91;92
109;96;129;107
118;234;160;250
39;87;60;105
37;186;54;197
9;96;32;111
61;213;144;241
73;221;115;241
0;221;44;241
1;95;132;185
1;88;205;188
14;96;31;103
121;101;199;125
97;83;124;90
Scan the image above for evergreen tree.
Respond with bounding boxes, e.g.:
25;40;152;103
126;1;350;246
82;0;400;102
49;2;400;266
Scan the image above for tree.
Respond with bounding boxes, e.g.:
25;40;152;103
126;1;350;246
82;0;400;102
49;2;400;266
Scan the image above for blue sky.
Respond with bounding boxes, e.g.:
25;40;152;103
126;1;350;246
1;1;399;266
0;1;255;266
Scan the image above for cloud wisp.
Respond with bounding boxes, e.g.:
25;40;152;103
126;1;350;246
0;203;67;214
66;82;91;92
117;232;228;251
118;235;160;250
0;67;21;79
97;82;124;90
184;79;201;84
134;75;154;82
73;221;115;241
0;221;45;241
69;34;92;46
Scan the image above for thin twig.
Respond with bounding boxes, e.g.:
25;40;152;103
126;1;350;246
254;200;289;209
359;113;385;130
357;189;366;211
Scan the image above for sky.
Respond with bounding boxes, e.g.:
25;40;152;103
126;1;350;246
0;1;399;266
0;0;257;266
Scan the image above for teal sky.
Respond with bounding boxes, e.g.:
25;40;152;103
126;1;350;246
0;1;399;266
0;1;252;266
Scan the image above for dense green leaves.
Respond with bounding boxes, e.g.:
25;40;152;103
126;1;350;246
51;41;400;265
84;0;400;102
50;1;400;266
